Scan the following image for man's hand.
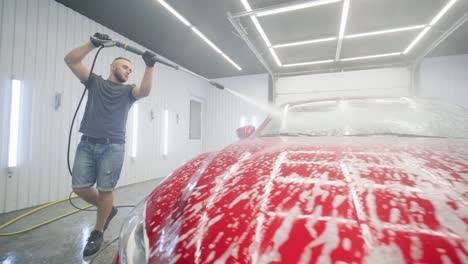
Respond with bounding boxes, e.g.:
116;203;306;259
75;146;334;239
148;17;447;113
90;32;111;47
142;51;158;67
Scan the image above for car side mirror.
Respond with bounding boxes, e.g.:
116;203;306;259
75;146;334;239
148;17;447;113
236;125;255;139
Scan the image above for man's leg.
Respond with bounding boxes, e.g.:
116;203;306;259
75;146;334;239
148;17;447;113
72;141;105;257
72;141;97;205
82;189;111;257
73;187;99;206
95;143;125;230
95;190;113;232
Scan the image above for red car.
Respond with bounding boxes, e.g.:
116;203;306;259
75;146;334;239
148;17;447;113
114;97;468;264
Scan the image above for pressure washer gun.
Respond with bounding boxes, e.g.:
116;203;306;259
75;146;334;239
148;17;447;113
90;35;224;90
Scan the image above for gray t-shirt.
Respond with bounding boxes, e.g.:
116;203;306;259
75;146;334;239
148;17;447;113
79;73;137;142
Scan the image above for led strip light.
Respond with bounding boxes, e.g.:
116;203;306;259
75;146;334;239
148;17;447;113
239;0;459;67
158;0;242;70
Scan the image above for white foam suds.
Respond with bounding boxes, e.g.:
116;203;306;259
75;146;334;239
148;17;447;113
441;255;454;264
228;192;250;209
206;251;216;262
456;249;468;264
390;208;400;223
253;152;288;264
363;243;405;264
299;216;340;264
208;214;224;227
258;205;301;264
365;187;383;232
410;235;422;261
343;238;352;251
333;195;347;208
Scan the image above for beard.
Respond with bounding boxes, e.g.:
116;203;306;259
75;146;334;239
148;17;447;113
114;69;127;83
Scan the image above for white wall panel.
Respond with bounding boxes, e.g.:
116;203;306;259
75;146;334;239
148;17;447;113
276;67;411;105
1;0;19;213
418;54;468;108
0;0;209;213
204;74;269;152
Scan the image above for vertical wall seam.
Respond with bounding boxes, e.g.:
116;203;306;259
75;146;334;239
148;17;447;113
10;0;17;77
23;0;31;210
0;0;4;61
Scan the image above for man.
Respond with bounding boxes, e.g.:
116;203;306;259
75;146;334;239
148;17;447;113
64;33;157;257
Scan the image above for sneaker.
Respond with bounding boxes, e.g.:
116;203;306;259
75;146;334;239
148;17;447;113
104;206;118;231
83;230;103;257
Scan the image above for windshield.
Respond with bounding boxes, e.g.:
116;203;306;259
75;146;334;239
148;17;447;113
259;98;468;138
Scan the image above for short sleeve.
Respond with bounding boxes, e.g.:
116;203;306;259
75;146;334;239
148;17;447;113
129;84;138;102
81;73;99;88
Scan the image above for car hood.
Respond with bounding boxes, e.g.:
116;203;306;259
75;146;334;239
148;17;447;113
144;136;468;263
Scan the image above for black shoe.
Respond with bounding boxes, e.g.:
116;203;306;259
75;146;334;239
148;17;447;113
83;230;103;257
104;206;118;231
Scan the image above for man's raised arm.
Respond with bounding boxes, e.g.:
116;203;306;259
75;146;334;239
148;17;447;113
64;33;111;82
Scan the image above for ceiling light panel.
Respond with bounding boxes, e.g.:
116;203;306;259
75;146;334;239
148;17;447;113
256;0;342;17
430;0;458;26
236;0;460;72
404;26;431;54
273;37;336;48
191;27;223;54
158;0;242;70
338;0;350;39
283;59;334;67
269;48;283;66
241;0;271;47
403;0;458;55
340;52;401;61
258;2;340;45
241;0;282;65
251;16;272;47
158;0;191;26
345;25;426;39
335;0;350;60
276;40;337;64
341;29;420;58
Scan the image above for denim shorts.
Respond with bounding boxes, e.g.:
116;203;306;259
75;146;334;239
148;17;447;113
72;140;125;191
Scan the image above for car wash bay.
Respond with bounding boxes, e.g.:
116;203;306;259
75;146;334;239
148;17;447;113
1;0;467;263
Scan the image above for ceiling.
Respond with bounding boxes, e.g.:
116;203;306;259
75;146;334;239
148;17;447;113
56;0;468;79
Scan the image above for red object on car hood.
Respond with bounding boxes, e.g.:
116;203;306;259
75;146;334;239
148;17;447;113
143;136;468;263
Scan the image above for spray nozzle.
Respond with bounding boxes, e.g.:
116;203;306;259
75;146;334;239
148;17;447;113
210;81;224;90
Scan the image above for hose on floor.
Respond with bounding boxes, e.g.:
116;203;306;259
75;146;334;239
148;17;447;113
0;196;93;236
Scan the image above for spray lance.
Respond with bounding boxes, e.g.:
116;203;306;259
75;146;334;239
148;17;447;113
97;36;225;89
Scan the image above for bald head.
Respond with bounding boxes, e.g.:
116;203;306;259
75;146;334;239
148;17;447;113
113;57;131;64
